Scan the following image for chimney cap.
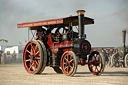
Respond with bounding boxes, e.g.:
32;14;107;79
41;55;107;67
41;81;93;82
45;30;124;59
76;10;86;15
122;30;127;32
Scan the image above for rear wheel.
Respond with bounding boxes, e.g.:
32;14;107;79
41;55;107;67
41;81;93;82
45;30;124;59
61;51;77;76
88;51;105;75
37;40;47;73
23;40;45;74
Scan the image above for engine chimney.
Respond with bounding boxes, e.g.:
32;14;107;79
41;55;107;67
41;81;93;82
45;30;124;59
122;30;126;48
77;10;85;39
122;30;126;62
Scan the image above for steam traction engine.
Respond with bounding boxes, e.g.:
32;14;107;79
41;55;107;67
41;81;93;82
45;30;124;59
18;10;105;76
111;30;128;67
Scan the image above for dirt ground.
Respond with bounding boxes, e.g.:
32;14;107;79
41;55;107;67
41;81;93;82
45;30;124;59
0;64;128;85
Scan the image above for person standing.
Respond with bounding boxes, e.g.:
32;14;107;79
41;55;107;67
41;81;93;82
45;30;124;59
12;51;16;63
107;49;111;66
0;51;2;64
101;48;108;66
109;48;115;67
1;53;6;64
104;48;109;66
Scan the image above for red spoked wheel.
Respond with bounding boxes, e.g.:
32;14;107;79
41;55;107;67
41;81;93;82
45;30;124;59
23;40;46;74
61;51;77;76
88;51;105;75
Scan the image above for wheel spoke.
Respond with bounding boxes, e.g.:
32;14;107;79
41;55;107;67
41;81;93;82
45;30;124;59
65;66;69;72
31;62;36;70
65;66;68;69
64;62;66;64
98;64;101;68
29;64;33;70
91;64;94;69
94;66;97;72
67;55;70;62
65;58;69;62
35;60;39;66
35;51;39;56
33;46;37;55
95;66;99;72
69;65;73;69
28;55;31;57
34;62;37;70
31;61;34;66
94;54;97;60
70;55;72;61
26;50;32;54
38;60;40;63
29;66;32;70
35;45;38;52
66;66;69;72
70;59;74;63
34;45;38;54
26;59;31;62
31;43;34;54
35;57;40;60
93;56;95;61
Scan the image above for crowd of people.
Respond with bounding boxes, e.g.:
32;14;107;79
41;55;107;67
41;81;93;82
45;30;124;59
94;48;117;67
0;51;16;64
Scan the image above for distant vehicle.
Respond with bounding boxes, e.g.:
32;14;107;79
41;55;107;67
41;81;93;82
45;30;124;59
4;46;23;63
110;31;128;67
4;46;18;58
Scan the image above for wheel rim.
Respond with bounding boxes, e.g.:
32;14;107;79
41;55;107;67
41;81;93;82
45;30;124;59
88;52;102;75
126;56;128;65
112;55;117;65
23;41;41;74
125;54;128;67
111;53;119;67
61;52;75;76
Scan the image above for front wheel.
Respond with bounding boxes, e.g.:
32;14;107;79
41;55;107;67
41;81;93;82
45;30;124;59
125;53;128;67
88;51;105;75
61;51;77;76
111;53;120;67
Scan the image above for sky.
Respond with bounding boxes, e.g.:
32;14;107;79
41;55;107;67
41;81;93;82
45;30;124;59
0;0;128;47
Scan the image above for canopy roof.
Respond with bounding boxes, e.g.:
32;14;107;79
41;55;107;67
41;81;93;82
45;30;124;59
17;16;94;29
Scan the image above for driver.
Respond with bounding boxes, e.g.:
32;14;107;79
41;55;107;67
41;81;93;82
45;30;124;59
36;26;46;40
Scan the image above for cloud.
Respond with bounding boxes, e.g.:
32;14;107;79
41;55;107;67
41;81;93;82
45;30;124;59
113;0;128;25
